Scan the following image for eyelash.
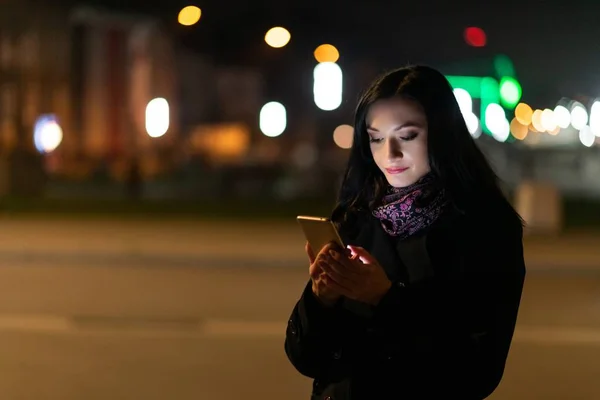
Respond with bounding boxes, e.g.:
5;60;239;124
369;132;418;143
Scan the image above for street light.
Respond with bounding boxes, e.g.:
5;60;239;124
264;27;290;48
313;62;343;111
259;101;286;137
178;6;201;26
33;114;63;153
314;44;339;63
146;98;169;138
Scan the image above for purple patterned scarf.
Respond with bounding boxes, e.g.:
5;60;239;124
372;173;449;239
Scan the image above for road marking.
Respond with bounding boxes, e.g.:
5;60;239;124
0;315;599;345
514;326;600;345
0;314;73;333
202;320;284;337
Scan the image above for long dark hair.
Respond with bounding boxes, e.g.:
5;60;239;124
331;65;522;229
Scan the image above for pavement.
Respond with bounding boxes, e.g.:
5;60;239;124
0;217;598;398
0;260;598;399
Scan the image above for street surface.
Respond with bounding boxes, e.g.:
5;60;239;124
0;217;598;399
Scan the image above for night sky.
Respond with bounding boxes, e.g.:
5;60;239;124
50;0;600;108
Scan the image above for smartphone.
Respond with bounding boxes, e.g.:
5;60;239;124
296;215;345;254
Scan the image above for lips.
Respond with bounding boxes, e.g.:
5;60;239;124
385;167;409;174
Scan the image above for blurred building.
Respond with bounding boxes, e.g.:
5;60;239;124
0;1;70;195
68;7;179;180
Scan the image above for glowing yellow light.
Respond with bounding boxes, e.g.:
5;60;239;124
264;27;291;48
531;109;544;132
178;6;201;26
510;118;528;140
314;44;340;63
515;103;533;125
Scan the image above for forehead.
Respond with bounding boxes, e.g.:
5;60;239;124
366;97;427;127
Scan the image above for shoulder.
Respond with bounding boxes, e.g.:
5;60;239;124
429;199;524;258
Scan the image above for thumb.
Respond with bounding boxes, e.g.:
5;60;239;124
347;245;376;264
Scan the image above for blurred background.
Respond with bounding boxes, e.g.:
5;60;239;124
0;0;599;398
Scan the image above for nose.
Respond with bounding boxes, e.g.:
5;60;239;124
385;137;403;162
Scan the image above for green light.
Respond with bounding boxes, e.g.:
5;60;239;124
446;75;500;134
493;55;516;78
499;77;522;108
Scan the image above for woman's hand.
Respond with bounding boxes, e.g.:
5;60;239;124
306;242;343;307
319;245;392;306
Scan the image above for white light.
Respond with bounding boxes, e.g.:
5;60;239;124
453;88;472;115
579;125;596;147
259;101;286;137
313;62;343;111
145;98;169;138
485;103;509;142
464;112;480;137
571;104;588;130
33;115;63;153
491;118;510;142
590;101;600;137
333;124;354;149
540;108;557;132
553;105;571;129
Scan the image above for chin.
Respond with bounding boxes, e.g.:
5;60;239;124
385;172;426;188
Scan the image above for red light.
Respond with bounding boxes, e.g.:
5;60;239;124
464;27;486;47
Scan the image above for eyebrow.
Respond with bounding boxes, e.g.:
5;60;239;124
366;121;423;132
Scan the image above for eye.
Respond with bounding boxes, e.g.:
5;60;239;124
400;132;419;141
369;137;383;143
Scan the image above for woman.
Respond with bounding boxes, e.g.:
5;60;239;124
284;65;526;399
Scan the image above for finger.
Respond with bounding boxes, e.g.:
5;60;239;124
321;274;352;298
347;245;377;264
314;241;339;263
319;259;354;291
305;242;316;264
328;248;362;276
309;261;322;279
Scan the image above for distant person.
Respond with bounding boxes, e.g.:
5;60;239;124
284;65;526;399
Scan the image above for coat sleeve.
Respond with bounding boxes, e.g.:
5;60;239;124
284;280;352;381
368;221;526;398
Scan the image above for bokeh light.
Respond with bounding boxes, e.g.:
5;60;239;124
464;27;486;47
485;103;509;142
314;44;339;63
178;6;201;26
540;108;557;132
515;103;533;125
333;125;353;149
313;62;343;111
499;77;522;108
259;101;286;137
264;27;291;48
34;115;63;153
579;125;595;147
531;109;544;132
571;103;588;130
146;98;170;138
553;105;571;129
510;118;528;140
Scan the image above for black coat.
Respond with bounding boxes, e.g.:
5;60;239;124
284;205;526;399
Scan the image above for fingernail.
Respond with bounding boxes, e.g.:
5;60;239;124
328;250;337;258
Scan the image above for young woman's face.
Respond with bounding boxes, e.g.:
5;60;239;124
366;97;430;188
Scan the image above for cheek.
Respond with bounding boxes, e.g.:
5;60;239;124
411;143;429;166
370;146;385;167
